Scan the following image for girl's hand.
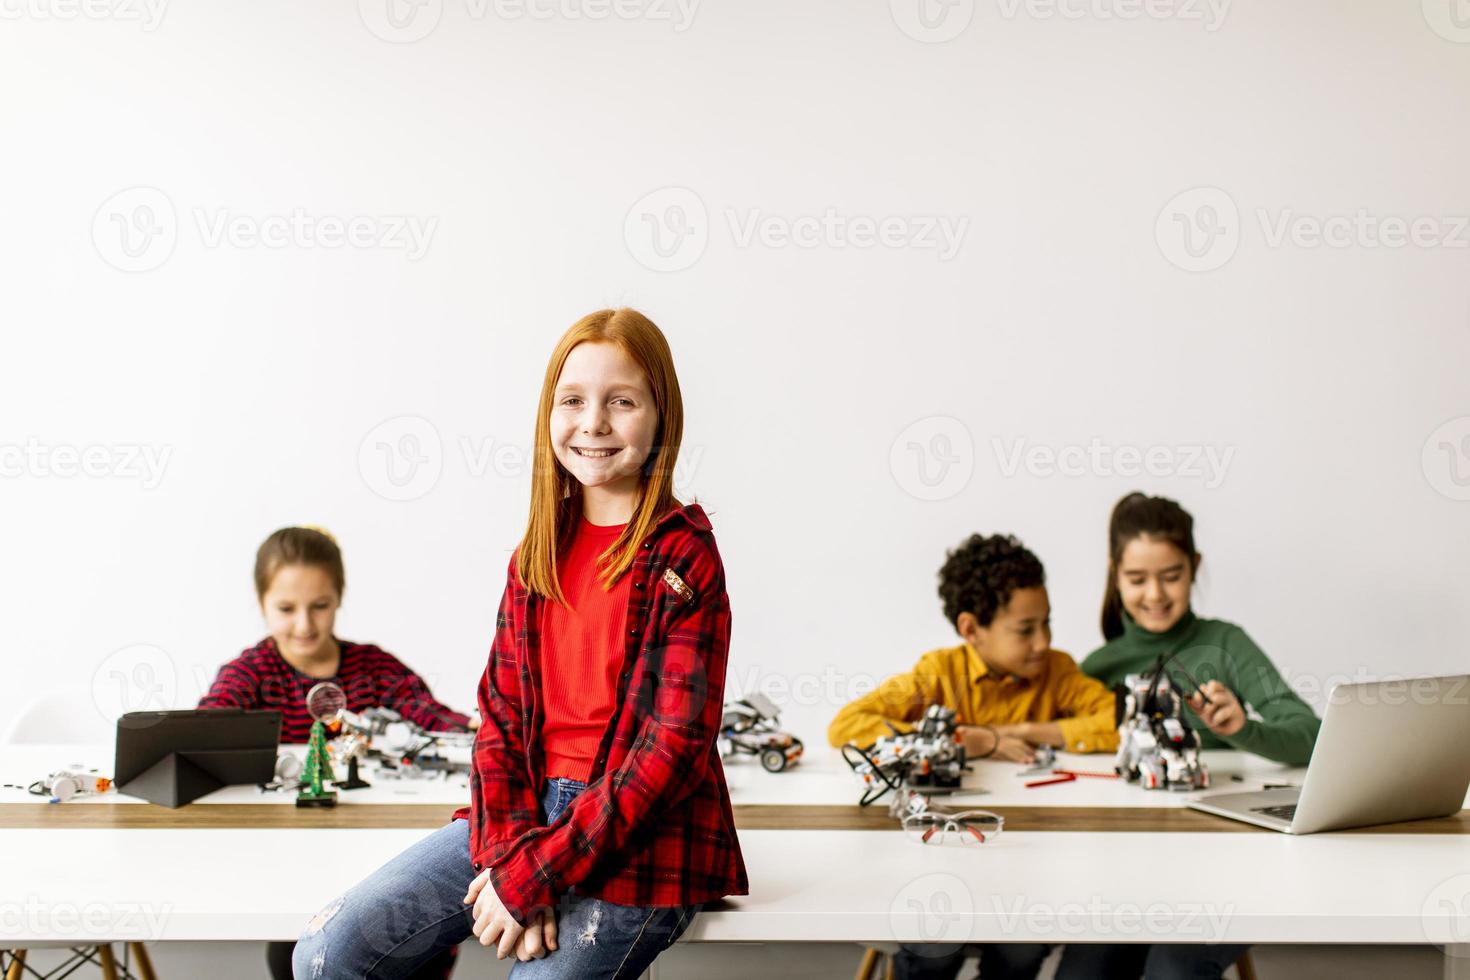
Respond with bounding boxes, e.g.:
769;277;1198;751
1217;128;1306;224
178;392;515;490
463;869;524;958
515;909;558;961
1188;681;1246;736
467;716;481;731
464;867;490;906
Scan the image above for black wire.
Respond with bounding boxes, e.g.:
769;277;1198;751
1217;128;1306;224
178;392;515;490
1172;661;1213;704
842;742;901;806
1141;620;1203;716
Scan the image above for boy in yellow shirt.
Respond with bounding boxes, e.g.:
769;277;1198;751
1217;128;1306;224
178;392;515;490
831;533;1117;980
829;533;1117;766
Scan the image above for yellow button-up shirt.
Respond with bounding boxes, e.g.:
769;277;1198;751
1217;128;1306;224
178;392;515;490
826;644;1119;753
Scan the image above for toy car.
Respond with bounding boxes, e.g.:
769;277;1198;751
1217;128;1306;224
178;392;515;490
1114;668;1210;791
720;693;804;772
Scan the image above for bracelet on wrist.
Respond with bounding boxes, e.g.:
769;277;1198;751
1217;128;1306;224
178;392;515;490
977;724;999;759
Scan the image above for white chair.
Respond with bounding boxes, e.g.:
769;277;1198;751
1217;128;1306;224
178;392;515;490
3;691;159;979
3;689;114;746
3;946;157;980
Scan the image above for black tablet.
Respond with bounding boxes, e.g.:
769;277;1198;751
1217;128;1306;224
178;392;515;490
114;708;282;808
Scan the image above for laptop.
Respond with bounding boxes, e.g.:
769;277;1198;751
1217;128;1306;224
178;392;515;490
1187;675;1470;834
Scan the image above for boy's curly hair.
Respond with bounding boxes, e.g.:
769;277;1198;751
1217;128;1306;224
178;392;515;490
938;533;1045;629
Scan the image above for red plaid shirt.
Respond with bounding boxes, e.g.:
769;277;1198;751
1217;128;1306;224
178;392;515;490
450;503;748;923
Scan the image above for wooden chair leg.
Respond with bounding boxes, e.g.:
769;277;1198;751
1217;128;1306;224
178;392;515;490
4;950;27;980
1235;950;1259;980
129;942;158;980
98;943;120;980
855;947;882;980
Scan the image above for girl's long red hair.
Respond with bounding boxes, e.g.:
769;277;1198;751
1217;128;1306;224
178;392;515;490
515;308;684;605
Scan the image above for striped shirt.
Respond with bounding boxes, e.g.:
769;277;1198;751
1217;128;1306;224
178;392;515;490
198;636;471;743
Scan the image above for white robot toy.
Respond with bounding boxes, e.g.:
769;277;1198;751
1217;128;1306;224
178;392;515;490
1114;669;1210;791
842;704;969;806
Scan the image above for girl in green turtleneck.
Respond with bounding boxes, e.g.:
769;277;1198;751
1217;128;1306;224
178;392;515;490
1082;492;1320;767
1057;493;1322;980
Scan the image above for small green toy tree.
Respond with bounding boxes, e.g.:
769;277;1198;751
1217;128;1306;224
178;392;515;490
297;682;344;808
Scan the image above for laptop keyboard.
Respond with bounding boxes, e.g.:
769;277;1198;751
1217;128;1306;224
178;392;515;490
1250;804;1297;821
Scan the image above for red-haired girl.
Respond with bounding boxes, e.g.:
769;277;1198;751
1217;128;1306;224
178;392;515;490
293;309;746;980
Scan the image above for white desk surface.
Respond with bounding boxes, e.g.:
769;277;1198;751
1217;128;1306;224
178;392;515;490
0;742;472;806
0;742;1318;808
3;743;1470;947
2;827;1469;946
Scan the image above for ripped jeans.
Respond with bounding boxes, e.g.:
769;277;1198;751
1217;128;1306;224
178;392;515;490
292;777;700;979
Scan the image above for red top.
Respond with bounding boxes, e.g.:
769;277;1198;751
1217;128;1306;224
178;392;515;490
540;516;632;783
451;503;747;924
198;637;472;743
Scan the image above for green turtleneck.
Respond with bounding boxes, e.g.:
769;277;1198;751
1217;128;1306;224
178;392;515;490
1080;610;1320;767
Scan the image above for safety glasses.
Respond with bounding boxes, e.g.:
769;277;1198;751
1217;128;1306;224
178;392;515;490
900;809;1005;845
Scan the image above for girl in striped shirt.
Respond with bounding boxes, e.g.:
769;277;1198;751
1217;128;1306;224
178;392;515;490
199;526;474;743
201;526;474;980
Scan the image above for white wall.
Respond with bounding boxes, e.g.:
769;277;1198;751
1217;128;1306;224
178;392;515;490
3;0;1468;747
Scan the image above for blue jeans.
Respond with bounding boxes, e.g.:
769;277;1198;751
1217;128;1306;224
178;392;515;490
292;777;700;979
893;941;1051;980
1055;943;1253;979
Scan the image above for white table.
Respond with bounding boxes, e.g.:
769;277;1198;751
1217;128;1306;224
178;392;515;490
4;743;1470;977
0;741;1310;807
